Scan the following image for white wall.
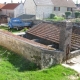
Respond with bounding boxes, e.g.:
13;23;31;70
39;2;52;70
2;9;14;17
0;11;2;15
36;5;53;19
53;7;73;16
14;3;24;18
24;0;36;15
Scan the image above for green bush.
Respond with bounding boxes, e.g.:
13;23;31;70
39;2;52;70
75;12;80;18
75;18;80;22
65;11;71;18
50;14;55;19
46;16;64;21
54;16;64;21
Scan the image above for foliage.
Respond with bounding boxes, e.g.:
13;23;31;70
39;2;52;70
50;14;55;19
0;26;28;33
46;16;65;21
0;46;79;80
75;18;80;22
65;11;71;18
75;12;80;18
70;18;80;22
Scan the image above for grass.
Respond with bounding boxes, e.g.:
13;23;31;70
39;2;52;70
46;16;65;22
0;46;79;80
0;26;28;33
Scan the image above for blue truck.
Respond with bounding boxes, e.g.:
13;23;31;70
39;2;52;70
8;18;33;30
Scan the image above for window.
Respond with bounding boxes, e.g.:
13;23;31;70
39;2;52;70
54;7;60;11
67;7;72;11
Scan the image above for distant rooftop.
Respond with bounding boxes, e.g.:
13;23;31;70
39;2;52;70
33;0;76;7
1;3;20;10
0;3;5;9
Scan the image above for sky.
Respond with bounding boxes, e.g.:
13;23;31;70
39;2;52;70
0;0;80;4
73;0;80;3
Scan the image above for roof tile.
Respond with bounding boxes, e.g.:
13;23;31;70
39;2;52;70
1;3;19;10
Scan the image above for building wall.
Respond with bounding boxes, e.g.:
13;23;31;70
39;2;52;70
24;0;36;15
53;7;67;16
53;7;73;16
0;10;2;15
36;5;53;19
14;3;24;18
0;30;64;69
1;9;14;17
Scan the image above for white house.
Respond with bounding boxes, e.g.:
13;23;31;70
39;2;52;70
1;3;24;18
24;0;76;19
0;3;5;15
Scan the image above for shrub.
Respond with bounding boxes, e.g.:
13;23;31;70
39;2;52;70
53;16;64;21
50;14;55;19
75;12;80;18
75;18;80;22
65;11;71;18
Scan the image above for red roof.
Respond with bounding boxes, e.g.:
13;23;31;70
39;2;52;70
27;22;60;43
1;3;19;10
0;4;5;9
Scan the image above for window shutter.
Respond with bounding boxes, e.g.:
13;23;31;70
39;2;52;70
59;7;60;11
54;7;55;11
67;7;68;11
71;8;72;11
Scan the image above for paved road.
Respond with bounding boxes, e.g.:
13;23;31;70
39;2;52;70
62;55;80;73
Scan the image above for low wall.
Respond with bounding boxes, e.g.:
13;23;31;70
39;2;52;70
0;30;64;69
69;50;80;59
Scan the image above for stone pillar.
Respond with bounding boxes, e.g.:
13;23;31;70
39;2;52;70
59;21;72;53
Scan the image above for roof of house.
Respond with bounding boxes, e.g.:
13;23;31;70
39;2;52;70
0;4;5;9
73;4;80;11
27;22;60;43
17;14;35;20
33;0;76;7
76;4;80;7
51;0;76;7
1;3;20;10
34;0;53;5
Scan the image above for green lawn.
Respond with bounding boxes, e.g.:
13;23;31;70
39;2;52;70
0;46;79;80
0;26;28;33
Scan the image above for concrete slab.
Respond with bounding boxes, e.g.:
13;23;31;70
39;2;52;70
62;55;80;73
0;23;8;27
13;32;26;36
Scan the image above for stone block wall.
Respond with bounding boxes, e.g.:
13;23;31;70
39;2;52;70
0;30;64;69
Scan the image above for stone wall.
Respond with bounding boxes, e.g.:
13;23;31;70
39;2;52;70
0;21;79;69
0;30;64;69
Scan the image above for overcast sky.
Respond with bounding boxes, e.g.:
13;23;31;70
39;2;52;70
0;0;80;4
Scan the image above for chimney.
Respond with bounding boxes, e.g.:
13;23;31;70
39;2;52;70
21;0;22;3
11;0;13;3
4;2;6;4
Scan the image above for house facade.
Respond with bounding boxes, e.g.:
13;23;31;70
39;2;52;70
1;3;24;18
0;3;5;15
24;0;76;19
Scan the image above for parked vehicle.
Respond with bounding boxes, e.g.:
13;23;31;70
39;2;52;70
8;18;33;30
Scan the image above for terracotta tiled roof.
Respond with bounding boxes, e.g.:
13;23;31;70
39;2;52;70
27;22;60;43
33;0;76;7
51;0;76;7
34;0;53;6
0;4;5;9
1;3;19;10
